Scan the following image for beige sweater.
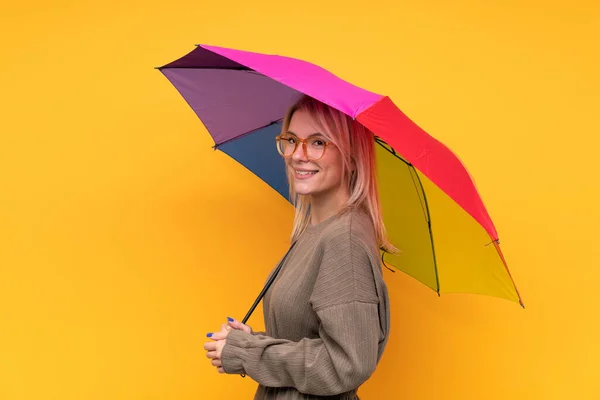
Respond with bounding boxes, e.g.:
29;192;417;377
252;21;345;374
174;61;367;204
221;208;390;399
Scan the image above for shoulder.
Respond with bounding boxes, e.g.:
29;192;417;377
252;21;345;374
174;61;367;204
319;208;378;254
311;207;380;272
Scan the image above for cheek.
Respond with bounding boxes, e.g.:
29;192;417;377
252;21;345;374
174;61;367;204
320;158;344;182
284;159;293;172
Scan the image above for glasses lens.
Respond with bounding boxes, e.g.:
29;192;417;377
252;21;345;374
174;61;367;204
306;137;326;160
277;135;296;156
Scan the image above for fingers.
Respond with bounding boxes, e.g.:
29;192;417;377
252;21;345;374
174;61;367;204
206;318;252;340
205;350;217;359
203;341;217;351
206;351;224;373
207;330;228;341
215;339;226;359
206;322;232;341
205;318;240;375
205;339;226;358
227;318;252;334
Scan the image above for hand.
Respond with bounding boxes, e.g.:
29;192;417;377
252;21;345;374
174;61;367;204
204;317;251;374
204;318;253;374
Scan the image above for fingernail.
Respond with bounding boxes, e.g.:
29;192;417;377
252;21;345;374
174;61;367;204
227;317;234;322
206;333;213;338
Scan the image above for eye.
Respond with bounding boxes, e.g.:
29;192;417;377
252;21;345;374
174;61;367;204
281;135;296;144
310;138;325;147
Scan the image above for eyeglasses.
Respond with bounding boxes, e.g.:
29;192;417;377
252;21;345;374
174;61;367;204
275;133;330;161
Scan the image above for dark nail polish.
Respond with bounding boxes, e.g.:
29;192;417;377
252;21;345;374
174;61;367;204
206;333;213;338
227;317;234;322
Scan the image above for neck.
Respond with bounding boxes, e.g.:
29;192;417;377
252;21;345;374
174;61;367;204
309;187;350;225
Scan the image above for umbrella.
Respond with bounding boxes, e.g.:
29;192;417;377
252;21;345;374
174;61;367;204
157;44;524;310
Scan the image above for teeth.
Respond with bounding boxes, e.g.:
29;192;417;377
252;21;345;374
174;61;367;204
297;171;317;175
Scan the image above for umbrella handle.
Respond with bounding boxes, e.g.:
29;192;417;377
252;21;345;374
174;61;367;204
241;241;297;325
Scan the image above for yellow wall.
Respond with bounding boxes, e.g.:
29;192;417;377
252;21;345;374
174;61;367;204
1;0;599;398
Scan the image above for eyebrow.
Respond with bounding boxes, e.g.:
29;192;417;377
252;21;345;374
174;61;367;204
286;130;325;138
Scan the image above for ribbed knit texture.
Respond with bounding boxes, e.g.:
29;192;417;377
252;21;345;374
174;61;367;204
221;208;390;399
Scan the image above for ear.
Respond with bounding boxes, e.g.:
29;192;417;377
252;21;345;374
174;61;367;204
349;159;358;187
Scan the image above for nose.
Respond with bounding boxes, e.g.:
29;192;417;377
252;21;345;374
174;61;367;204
291;143;308;162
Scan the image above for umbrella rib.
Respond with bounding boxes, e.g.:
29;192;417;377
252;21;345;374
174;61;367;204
156;66;252;70
212;119;284;149
155;66;266;76
375;138;441;295
410;165;441;296
374;137;410;165
408;168;429;224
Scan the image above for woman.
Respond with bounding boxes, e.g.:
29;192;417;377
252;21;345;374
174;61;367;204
204;95;394;399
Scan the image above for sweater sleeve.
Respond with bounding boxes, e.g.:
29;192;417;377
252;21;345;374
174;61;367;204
221;302;379;395
220;225;381;395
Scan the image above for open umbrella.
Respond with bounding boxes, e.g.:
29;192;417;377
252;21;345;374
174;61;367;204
157;44;524;309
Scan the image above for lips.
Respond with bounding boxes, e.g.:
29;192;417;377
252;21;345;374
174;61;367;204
294;169;318;180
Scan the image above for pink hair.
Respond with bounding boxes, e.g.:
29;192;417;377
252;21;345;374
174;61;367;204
281;95;397;253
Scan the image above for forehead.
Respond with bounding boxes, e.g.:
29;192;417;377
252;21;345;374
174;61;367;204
287;109;324;138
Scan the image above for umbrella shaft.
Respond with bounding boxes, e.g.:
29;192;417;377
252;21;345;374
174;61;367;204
242;241;297;325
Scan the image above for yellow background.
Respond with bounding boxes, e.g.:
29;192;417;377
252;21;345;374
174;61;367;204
1;0;599;398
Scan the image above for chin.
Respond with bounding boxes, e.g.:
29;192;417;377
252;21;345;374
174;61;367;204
293;183;315;196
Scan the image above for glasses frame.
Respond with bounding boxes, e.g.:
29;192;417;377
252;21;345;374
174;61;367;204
275;133;330;161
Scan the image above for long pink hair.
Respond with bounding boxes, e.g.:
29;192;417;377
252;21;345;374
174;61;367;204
281;95;396;253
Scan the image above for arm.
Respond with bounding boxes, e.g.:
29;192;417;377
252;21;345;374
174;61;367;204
221;301;379;395
221;225;382;395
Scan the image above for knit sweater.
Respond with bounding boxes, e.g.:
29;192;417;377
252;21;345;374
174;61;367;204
221;208;391;399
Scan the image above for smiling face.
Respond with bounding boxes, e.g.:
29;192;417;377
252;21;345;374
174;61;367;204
283;109;348;201
279;94;393;251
